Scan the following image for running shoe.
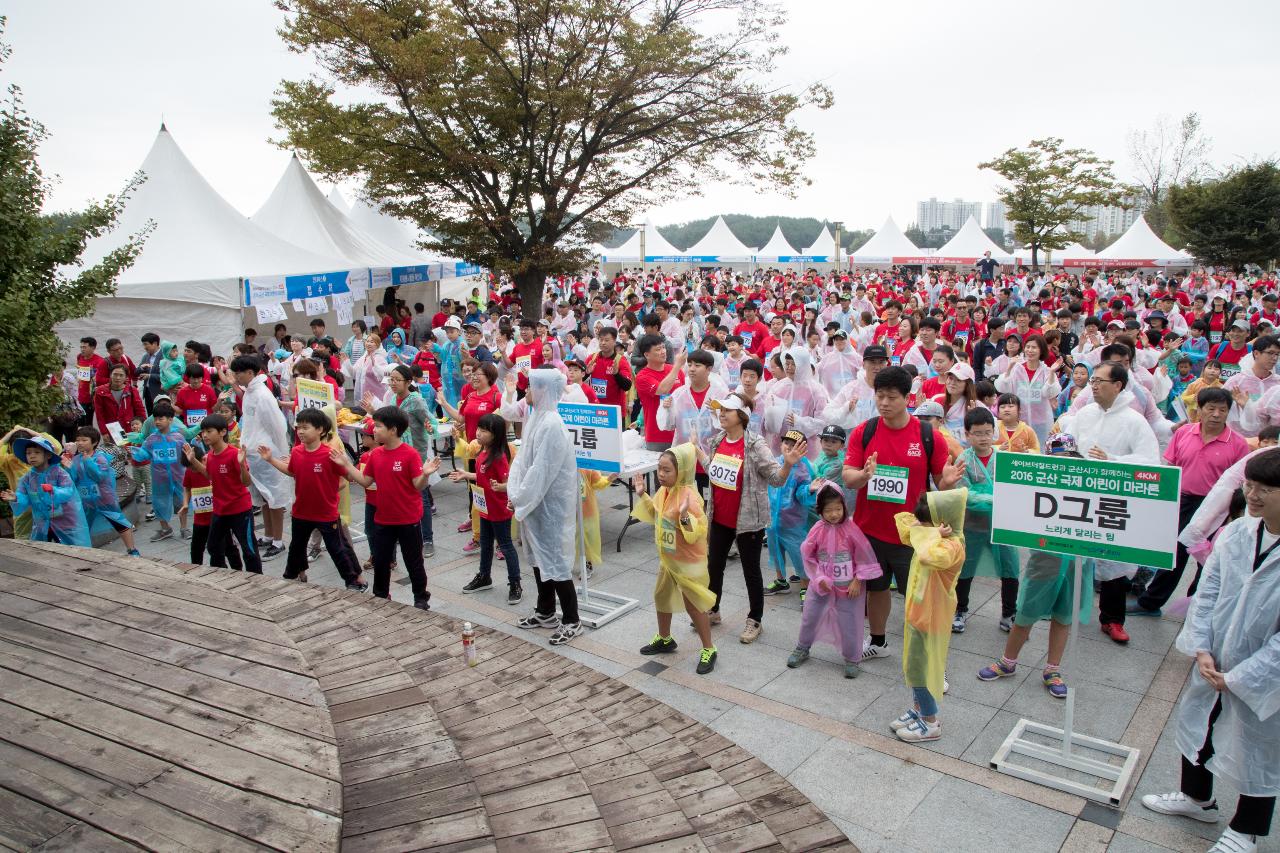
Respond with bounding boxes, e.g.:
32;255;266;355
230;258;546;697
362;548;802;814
999;615;1014;632
951;610;969;633
462;540;480;555
422;540;436;558
1126;602;1163;617
896;716;941;743
843;661;860;679
517;611;560;630
696;647;718;675
345;581;369;592
1043;669;1068;699
549;622;582;645
507;583;522;605
413;596;430;611
860;636;891;660
261;544;285;561
786;647;810;668
739;618;762;644
890;708;919;732
307;543;322;562
1207;829;1257;853
763;579;790;595
461;573;492;593
144;510;156;522
179;528;191;540
1101;622;1130;644
640;634;678;655
126;549;142;557
150;527;173;542
978;659;1017;681
1139;791;1220;823
457;519;472;533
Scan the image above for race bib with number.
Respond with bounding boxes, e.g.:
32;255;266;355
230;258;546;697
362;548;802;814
184;409;206;427
515;355;532;375
590;377;608;399
189;486;213;515
76;365;92;383
889;355;902;366
828;550;853;583
1209;331;1223;344
954;329;969;344
1027;385;1042;404
152;445;178;464
659;517;678;553
707;453;743;491
740;331;753;349
1220;363;1241;379
867;464;909;503
471;484;489;515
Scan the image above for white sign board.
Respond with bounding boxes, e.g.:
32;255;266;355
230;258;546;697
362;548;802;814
558;402;622;473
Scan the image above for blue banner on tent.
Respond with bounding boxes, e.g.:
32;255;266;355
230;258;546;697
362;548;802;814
391;264;442;286
453;262;484;277
244;270;350;306
644;255;690;264
777;255;826;263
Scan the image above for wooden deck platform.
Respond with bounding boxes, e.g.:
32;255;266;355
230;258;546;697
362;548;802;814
0;540;855;852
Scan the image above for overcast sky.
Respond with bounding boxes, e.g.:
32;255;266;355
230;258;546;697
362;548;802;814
8;0;1279;235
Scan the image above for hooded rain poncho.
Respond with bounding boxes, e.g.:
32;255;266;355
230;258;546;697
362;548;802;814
815;345;862;397
798;485;882;656
508;369;578;582
1174;514;1280;797
130;425;188;524
957;449;1019;581
631;443;717;614
767;451;816;578
10;455;90;547
762;349;829;458
898;488;967;702
69;449;133;535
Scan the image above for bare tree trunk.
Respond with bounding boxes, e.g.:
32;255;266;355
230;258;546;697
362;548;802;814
515;269;546;322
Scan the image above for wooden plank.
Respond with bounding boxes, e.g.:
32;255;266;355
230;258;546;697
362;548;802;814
0;748;256;853
342;739;460;786
688;802;758;835
702;821;778;853
33;821;141;852
0;611;333;742
774;821;851;852
461;735;565;778
487;818;610;853
340;720;451;764
590;771;667;808
329;687;429;725
471;752;580;797
607;809;698;852
341;807;491;853
0;788;75;850
322;671;417;706
0;647;338;780
486;793;600;839
343;760;472;812
0;670;340;814
342;783;485;837
596;789;683;827
453;719;547;761
482;775;592;817
333;702;443;741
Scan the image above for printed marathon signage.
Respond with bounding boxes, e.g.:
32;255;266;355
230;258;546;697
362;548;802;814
557;402;622;474
991;452;1181;570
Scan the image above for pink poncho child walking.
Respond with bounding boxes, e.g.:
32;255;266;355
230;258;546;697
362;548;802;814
788;484;882;678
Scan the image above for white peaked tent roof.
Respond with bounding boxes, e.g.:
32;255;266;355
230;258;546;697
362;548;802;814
754;225;798;260
326;187;350;214
1044;242;1095;262
252;156;423;268
684;216;754;261
935;215;1015;263
348;196;434;260
850;216;920;263
1096;215;1193;264
602;220;684;260
801;224;845;260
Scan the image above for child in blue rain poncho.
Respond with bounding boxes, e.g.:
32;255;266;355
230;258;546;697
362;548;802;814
1;434;90;548
432;320;465;408
764;429;817;599
130;401;190;542
69;426;141;556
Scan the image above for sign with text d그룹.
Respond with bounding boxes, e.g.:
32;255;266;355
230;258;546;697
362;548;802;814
991;452;1181;570
557;402;622;473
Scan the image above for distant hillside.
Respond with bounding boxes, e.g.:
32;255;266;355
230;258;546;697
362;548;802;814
604;215;875;253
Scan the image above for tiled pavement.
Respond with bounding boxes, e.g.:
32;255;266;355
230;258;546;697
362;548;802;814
116;473;1275;853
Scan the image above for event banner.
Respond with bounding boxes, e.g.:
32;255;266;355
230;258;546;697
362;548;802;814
557;402;622;473
295;377;338;428
991;452;1181;570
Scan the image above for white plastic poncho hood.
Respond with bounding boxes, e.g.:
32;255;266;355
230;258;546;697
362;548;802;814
507;369;578;582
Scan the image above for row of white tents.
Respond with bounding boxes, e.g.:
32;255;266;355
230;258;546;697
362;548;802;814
59;126;482;360
596;213;1195;270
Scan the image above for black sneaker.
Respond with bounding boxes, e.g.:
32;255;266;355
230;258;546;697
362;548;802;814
462;573;493;593
640;634;678;655
261;544;285;561
763;579;790;595
413;595;431;611
345;581;369;592
507;583;523;605
696;647;718;675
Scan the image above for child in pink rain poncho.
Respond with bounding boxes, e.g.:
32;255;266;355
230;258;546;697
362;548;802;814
788;484;882;678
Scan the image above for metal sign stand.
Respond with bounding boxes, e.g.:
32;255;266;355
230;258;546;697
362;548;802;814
990;557;1141;805
573;475;639;629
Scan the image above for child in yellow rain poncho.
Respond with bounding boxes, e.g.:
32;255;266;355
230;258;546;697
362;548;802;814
631;442;720;675
576;469;613;575
891;488;967;744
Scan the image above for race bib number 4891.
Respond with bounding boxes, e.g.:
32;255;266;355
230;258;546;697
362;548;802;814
867;464;909;504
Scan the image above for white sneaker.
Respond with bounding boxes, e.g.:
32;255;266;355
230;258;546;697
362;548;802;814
952;611;969;633
861;636;892;660
896;715;941;743
1140;791;1220;824
943;675;950;695
1208;828;1257;853
890;709;919;732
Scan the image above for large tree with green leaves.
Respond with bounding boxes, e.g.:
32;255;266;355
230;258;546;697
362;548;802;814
0;21;143;429
979;137;1123;267
272;0;830;316
1167;162;1280;268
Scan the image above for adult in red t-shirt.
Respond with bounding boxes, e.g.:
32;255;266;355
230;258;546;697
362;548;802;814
842;366;961;656
506;320;544;393
732;304;770;359
74;337;107;414
634;336;685;449
586;327;633;412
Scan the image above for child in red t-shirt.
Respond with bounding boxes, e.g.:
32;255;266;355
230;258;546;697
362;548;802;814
333;406;440;607
182;414;261;574
449;413;522;601
258;408;367;591
180;444;242;570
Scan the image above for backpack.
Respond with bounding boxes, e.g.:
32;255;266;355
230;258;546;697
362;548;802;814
860;416;936;491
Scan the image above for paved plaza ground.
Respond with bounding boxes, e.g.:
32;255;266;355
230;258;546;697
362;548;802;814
120;472;1276;853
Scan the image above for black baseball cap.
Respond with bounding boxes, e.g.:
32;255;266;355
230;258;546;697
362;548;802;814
863;344;889;361
820;424;847;442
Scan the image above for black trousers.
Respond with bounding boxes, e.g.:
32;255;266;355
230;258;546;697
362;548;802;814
209;510;262;574
532;567;579;624
1182;698;1275;836
285;517;361;584
371;521;428;602
707;522;765;622
1139;492;1207;610
956;576;1019;618
191;523;242;570
1098;576;1129;625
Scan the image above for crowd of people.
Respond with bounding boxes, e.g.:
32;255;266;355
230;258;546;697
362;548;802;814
6;261;1280;853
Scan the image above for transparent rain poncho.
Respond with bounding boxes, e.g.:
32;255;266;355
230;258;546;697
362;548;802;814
898;488;967;704
69;449;133;536
762;349;829;458
130;426;188;523
1174;514;1280;797
507;369;577;582
630;443;717;615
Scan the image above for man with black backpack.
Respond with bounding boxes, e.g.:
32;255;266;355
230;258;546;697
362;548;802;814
843;366;965;659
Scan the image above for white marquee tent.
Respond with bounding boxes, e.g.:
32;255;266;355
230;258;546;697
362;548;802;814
801;224;846;263
849;216;921;265
600;220;684;263
683;216;754;263
753;225;800;264
1081;216;1194;268
326;187;351;215
1023;241;1095;266
59;127;354;360
931;215;1016;264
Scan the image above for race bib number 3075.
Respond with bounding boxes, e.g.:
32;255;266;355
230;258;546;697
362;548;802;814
867;464;909;504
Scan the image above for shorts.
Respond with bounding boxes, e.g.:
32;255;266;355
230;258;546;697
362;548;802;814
866;535;912;594
1014;552;1094;627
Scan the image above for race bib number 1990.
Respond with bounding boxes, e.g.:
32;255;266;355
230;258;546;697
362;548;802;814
866;464;909;504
